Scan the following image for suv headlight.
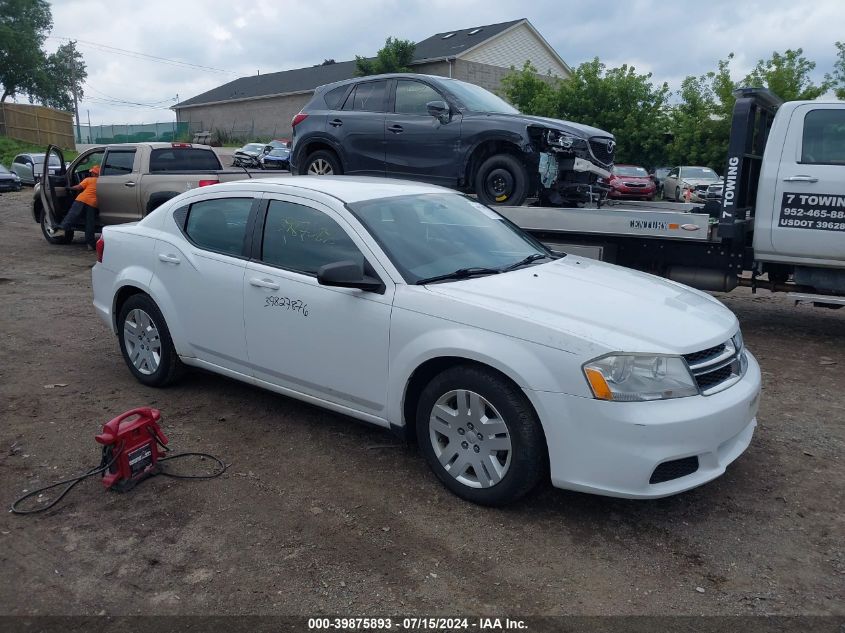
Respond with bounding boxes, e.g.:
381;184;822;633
545;129;584;150
583;354;699;402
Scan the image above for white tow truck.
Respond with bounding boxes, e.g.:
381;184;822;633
500;88;845;308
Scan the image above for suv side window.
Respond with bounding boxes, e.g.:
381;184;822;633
342;81;387;113
101;150;136;176
261;200;363;275
394;80;443;115
323;85;350;110
185;198;253;257
802;109;845;165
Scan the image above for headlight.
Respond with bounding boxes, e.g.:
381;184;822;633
545;129;583;149
583;354;699;402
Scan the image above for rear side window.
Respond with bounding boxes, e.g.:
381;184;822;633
802;109;845;165
185;198;253;257
261;200;363;275
101;150;136;176
150;148;221;172
323;85;350;110
342;81;387;112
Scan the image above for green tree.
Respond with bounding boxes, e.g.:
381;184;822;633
826;41;845;99
35;40;86;111
501;58;671;168
355;37;415;76
742;48;833;101
0;0;53;102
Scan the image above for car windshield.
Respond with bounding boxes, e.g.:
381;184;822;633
242;143;266;153
268;148;288;156
0;165;10;174
347;193;550;283
613;166;648;177
32;155;61;166
655;168;670;178
441;79;519;115
682;167;718;179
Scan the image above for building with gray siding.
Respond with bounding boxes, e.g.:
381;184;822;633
174;19;571;140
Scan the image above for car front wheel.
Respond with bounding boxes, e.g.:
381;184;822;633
474;154;528;206
117;294;183;387
416;365;546;506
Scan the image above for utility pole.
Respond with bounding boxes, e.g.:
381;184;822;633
87;109;91;143
71;55;81;145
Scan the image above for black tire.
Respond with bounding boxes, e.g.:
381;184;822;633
474;154;528;206
40;210;74;244
117;294;184;387
300;149;343;176
415;365;546;506
675;186;681;202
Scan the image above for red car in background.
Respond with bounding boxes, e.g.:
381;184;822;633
607;164;656;200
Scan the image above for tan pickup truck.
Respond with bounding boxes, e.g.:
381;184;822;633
33;142;285;244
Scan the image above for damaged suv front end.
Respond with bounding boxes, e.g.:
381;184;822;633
531;124;615;206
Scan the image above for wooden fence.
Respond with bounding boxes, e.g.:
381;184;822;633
0;103;75;148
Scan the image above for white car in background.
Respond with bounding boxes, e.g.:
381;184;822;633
91;177;761;505
663;166;722;202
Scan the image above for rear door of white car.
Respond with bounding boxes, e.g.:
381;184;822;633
243;195;394;419
152;192;259;375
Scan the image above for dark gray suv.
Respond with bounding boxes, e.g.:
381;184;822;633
290;73;615;206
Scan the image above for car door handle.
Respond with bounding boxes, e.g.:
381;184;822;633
249;277;280;290
124;181;136;187
783;175;818;183
387;125;404;134
329;119;343;127
158;253;181;264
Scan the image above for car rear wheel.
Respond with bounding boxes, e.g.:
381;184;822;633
40;210;74;244
416;365;545;506
117;294;183;387
302;150;342;176
474;154;528;206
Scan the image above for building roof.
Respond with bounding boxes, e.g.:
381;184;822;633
176;18;541;109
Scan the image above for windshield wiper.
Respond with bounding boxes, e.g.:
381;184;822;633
415;267;501;285
500;253;552;272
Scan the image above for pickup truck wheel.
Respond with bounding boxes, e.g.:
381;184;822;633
416;365;545;506
40;211;74;244
475;154;528;206
302;150;342;176
117;295;184;387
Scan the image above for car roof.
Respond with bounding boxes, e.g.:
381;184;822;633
207;176;453;203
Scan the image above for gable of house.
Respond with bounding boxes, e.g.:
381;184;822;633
459;21;571;78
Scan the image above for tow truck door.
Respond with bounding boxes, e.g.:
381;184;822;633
772;104;845;262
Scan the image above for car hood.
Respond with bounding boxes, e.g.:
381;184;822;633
412;256;737;357
477;112;613;139
614;175;652;182
682;177;721;186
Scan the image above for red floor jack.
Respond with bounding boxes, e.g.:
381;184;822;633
11;408;226;514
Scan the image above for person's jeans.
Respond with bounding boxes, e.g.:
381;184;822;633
60;201;98;247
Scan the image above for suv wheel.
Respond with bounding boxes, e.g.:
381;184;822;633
302;150;342;176
475;154;528;206
416;365;545;506
117;294;184;387
40;211;73;244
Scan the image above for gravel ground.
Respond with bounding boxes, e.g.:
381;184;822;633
0;189;842;617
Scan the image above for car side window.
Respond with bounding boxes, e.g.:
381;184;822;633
669;168;678;178
323;85;350;110
101;150;136;176
394;80;443;115
185;198;253;257
802;109;845;165
343;81;387;113
261;200;364;276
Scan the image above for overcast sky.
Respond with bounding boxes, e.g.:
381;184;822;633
33;0;844;125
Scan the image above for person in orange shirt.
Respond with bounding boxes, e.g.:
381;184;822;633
59;164;100;250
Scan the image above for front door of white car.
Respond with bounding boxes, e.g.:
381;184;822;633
151;193;257;375
243;196;394;420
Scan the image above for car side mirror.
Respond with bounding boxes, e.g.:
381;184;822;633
317;260;384;293
426;100;450;124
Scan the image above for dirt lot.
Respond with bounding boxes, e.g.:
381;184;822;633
0;189;842;617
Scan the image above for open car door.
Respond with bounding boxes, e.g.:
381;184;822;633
39;145;67;229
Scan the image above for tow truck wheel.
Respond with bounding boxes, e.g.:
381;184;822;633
475;154;528;206
416;365;545;506
40;211;74;244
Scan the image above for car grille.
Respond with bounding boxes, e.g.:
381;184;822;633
650;456;699;484
588;137;614;166
683;336;745;395
623;182;647;188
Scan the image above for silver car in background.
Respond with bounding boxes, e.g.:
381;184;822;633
10;153;62;185
663;166;721;202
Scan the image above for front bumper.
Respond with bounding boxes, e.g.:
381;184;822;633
609;185;656;199
526;351;761;498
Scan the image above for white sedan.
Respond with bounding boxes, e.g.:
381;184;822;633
92;177;761;505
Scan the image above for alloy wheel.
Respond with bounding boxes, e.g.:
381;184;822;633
307;158;334;175
428;389;512;488
123;309;162;375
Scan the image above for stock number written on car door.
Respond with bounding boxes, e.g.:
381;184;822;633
264;295;309;317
